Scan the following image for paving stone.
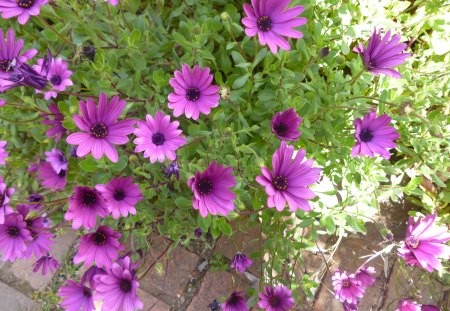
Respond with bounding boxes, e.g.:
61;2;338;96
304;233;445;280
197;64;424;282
0;280;40;311
138;288;171;311
11;229;78;290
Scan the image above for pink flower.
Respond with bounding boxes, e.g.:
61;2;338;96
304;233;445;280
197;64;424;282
332;270;364;305
0;213;32;262
58;280;95;311
0;0;48;25
33;55;73;100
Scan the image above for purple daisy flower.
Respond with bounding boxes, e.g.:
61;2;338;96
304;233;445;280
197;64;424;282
45;148;67;174
343;302;358;311
355;266;376;289
58;280;95;311
397;214;450;272
222;291;249;311
81;265;106;288
421;305;440;311
0;177;14;224
66;93;135;163
40;103;68;142
168;64;220;120
133;111;186;163
163;159;180;180
258;285;295;311
0;213;32;262
95;177;143;219
396;299;421;311
64;186;109;230
27;193;44;210
271;108;302;141
94;256;144;311
33;55;73;100
0;140;8;165
74;225;124;268
256;141;321;212
351;111;400;160
353;28;411;78
231;253;253;274
332;270;364;305
241;0;307;54
33;255;60;275
187;161;237;217
0;0;47;24
37;162;67;191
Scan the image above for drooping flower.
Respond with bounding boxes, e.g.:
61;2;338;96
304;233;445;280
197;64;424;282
271;108;302;141
66;93;135;162
343;302;358;311
27;193;44;210
241;0;307;54
222;291;249;311
0;213;32;262
231;253;253;274
64;186;109;230
256;141;321;212
332;270;364;305
163;159;180;180
40;103;68;142
74;226;124;268
258;285;295;311
0;177;14;224
397;214;450;272
351;111;400;160
168;64;220;120
33;54;73;100
0;140;8;164
194;227;202;237
355;266;376;289
37;162;67;191
33;255;60;275
45;148;67;174
353;28;411;78
0;0;48;24
58;280;95;311
133;111;186;163
396;299;421;311
187;161;236;217
81;265;106;288
28;156;43;173
95;177;143;219
421;305;440;311
94;256;144;311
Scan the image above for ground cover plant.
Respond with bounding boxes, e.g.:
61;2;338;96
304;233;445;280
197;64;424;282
0;0;449;310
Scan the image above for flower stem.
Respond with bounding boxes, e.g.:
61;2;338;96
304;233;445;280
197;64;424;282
346;69;365;85
37;16;75;47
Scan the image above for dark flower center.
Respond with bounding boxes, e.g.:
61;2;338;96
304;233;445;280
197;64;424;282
274;122;288;136
82;287;92;298
119;279;132;293
360;129;373;142
82;191;97;207
257;16;273;32
59;154;67;163
0;59;13;72
26;219;33;227
28;194;44;202
113;189;126;201
90;122;109;139
405;235;419;249
269;295;280;307
228;294;239;305
152;133;165;146
50;75;62;85
58;170;67;177
0;193;4;205
273;176;288;191
92;232;107;245
186;87;200;101
16;0;34;8
7;226;20;238
197;179;213;195
342;279;351;288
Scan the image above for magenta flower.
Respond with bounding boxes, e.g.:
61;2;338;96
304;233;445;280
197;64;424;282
41;103;68;142
33;55;73;100
0;213;32;262
271;108;302;141
37;162;67;191
258;285;295;311
332;270;364;305
242;0;307;54
81;265;106;288
58;280;95;311
33;255;60;275
397;214;450;272
421;305;440;311
95;177;143;219
74;226;124;268
222;291;249;311
188;161;236;217
0;0;47;24
343;303;358;311
94;256;144;311
256;141;320;212
27;193;44;210
134;111;186;163
0;140;7;165
107;0;118;5
396;299;421;311
353;28;411;78
351;111;400;160
168;64;220;120
66;93;135;163
0;177;14;224
231;253;253;274
355;266;376;289
65;186;109;230
45;148;67;174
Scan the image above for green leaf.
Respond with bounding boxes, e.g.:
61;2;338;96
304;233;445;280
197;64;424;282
232;73;250;89
79;158;98;172
175;197;192;209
